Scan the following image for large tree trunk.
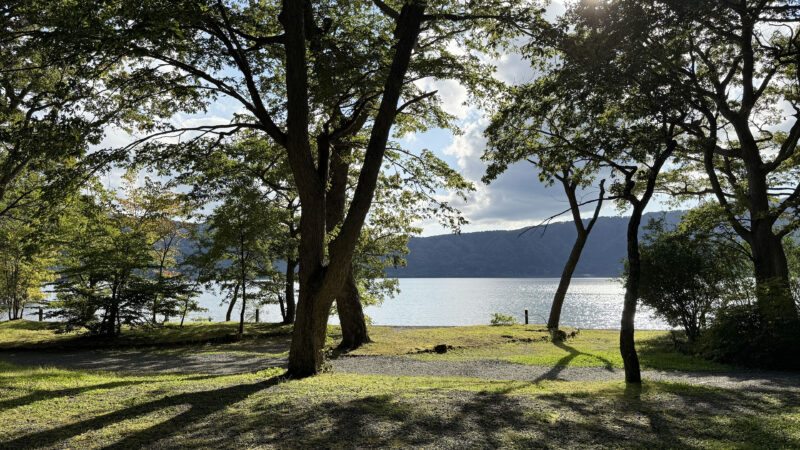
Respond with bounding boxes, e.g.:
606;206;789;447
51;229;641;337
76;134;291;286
548;231;588;330
728;113;799;327
337;267;371;349
283;259;296;324
620;206;644;384
751;221;798;323
326;142;370;347
286;1;425;377
226;282;240;322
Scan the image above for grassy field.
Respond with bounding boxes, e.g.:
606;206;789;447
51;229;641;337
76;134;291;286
0;362;797;448
1;320;798;447
0;320;292;350
1;320;730;371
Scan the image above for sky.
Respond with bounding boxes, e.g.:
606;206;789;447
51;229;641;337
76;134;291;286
98;0;678;237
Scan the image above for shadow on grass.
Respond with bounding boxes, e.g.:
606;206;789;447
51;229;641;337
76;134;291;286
4;376;286;449
0;380;147;411
533;340;615;382
5;375;800;448
193;380;800;448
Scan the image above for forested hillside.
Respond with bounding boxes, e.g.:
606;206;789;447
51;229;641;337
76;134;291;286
387;211;682;278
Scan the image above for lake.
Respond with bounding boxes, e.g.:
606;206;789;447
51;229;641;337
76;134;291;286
187;278;671;330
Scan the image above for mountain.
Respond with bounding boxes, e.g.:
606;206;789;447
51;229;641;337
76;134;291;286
385;211;683;278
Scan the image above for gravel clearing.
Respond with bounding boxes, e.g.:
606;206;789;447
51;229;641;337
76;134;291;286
0;349;286;375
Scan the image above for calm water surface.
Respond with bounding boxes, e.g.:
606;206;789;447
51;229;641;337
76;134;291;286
186;277;670;330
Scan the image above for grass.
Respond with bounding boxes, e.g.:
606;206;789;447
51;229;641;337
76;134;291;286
1;320;727;372
0;361;797;448
335;324;556;356
0;320;292;351
404;328;730;371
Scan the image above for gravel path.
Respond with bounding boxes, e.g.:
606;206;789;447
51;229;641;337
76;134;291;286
0;350;286;375
330;356;800;390
2;349;798;390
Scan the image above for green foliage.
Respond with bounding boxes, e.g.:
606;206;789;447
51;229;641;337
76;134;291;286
187;175;285;328
489;313;517;326
49;175;198;336
631;216;751;343
700;303;800;370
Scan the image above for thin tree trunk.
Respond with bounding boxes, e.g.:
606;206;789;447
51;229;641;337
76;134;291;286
548;178;604;330
620;206;644;384
283;259;296;324
226;282;240;322
549;232;588;329
238;223;247;336
618;141;675;384
337;267;371;349
239;280;246;336
180;300;188;327
278;294;286;323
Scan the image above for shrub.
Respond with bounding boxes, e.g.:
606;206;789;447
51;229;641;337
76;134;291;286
490;313;517;326
628;218;750;344
700;303;800;369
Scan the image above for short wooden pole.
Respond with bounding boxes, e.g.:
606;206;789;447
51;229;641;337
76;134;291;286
39;307;43;322
524;309;529;325
255;308;260;323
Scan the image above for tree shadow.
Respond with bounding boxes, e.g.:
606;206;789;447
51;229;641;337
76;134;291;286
533;340;615;382
0;380;146;411
3;375;286;449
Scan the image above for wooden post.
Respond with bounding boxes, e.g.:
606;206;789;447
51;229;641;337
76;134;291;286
255;308;260;323
524;309;529;325
39;307;43;322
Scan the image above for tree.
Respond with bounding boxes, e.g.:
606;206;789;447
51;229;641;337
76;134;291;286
50;0;539;376
487;0;689;382
1;2;182;222
189;179;283;335
0;219;54;320
484;83;607;331
602;0;800;358
50;176;198;336
119;174;196;324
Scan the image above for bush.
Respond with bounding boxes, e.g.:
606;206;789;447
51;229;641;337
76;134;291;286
700;304;800;369
629;218;750;343
490;313;517;326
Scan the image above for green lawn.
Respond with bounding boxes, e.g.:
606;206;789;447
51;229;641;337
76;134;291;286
1;320;728;371
0;321;796;447
0;320;292;351
403;328;731;371
0;362;797;448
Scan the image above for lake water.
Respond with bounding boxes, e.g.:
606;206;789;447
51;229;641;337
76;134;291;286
186;278;671;330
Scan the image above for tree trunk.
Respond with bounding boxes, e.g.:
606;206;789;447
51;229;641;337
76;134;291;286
286;1;425;377
326;143;370;348
548;178;604;330
548;231;589;329
283;259;296;324
239;279;246;336
278;294;286;322
620;206;644;383
180;300;188;327
337;267;371;349
226;282;240;322
751;218;798;324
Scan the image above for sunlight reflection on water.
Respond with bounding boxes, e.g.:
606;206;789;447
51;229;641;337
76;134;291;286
185;277;670;329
